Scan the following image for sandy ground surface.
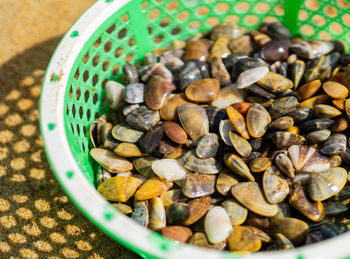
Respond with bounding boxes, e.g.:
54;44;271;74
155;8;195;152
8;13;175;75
0;1;138;258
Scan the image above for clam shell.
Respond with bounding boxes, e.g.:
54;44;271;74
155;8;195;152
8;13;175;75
180;149;222;174
105;81;125;110
145;75;172;110
161;226;193;243
149;197;166;231
163;148;186;159
289;184;325;222
231;102;253;115
297;80;321;101
122;104;139;116
97;176;142;202
275;233;294;250
246;103;271;138
227;226;261;252
323;81;348;99
229;131;252;158
286;108;312;123
182;173;216;198
269;217;309;245
324;201;348;216
166;202;190;225
183;196;211;226
162;121;187;145
320;222;347;239
111;123;143;144
151;159;188;182
291;60;305;89
229;35;255;54
157;137;181;154
122;63;139;85
298;94;330;109
271;203;291;221
236;66;269;89
331;116;349;132
246;226;272;244
319;133;347;156
306;129;331;144
231;182;278;217
210;56;232;86
189;232;226;250
204;206;233;244
90;148;133;173
222;199;248;226
262;166;289;204
260;39;289;62
131;200;149;227
299;118;334;131
219;119;235;146
185;79;220;102
275;153;295;178
269;116;294;130
112;203;133;214
329;155;342;168
144;53;158;65
204;106;226;132
138;124;163;154
246;212;270;231
257;72;293;93
96;166;112;186
290;40;334;59
139;63;174;86
309;167;347;201
114;143;145;157
178;104;209;142
216;169;240;196
272;132;306;149
288;145;330;173
183;39;211;62
224;153;254;181
178;61;202;91
133;156;157;178
134;177;173;200
345;98;350;121
313;104;341;118
123;83;145;104
227;105;250;139
210;24;246;41
211;84;245;109
126;105;160;131
196;133;219;159
269;96;299;119
160;189;188;208
259;22;291;40
249;157;272;173
160;93;194;121
247;84;276;99
250;30;271;47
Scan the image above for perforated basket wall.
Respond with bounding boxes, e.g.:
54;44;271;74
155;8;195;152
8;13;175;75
63;0;350;187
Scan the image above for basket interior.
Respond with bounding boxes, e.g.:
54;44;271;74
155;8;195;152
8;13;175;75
63;0;350;187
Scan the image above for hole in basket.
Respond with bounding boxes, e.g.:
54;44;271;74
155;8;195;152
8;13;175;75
118;28;127;39
264;16;278;23
112;64;120;76
77;124;80;136
83;71;89;83
312;15;325;26
255;2;269;13
299;10;309;21
87;109;91;121
66;105;69;116
245;15;259;25
324;5;338;18
142;1;148;10
94;37;102;48
84;91;90;102
106;24;116;34
305;0;319;11
95;111;100;119
166;1;179;11
196;6;209;16
82;52;89;64
301;24;315;36
74;69;80;80
148;26;153;34
177;10;189;21
274;5;284;16
342;14;350;27
216;2;229;13
81;142;86;153
103;60;110;71
72;104;76;118
330;22;342;34
115;47;123;58
235;2;250;12
126;53;134;63
337;0;350;9
92;74;99;86
318;31;331;41
148;8;160;20
93;93;99;105
171;27;182;35
68;84;74;98
225;15;239;24
104;41;112;52
154;34;164;43
121;13;129;22
93;54;100;67
76;87;81;101
79;106;83;119
102;79;108;91
71;123;75;134
160;17;171;27
189;20;201;29
128;37;135;47
206;17;220;27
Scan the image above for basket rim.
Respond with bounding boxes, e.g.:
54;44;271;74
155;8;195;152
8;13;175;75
39;0;350;258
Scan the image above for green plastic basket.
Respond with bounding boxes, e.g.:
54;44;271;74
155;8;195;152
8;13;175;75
40;0;350;258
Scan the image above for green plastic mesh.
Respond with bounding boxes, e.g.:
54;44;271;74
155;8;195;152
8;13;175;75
63;0;350;187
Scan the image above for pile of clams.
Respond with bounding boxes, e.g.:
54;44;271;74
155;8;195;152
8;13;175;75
89;21;350;253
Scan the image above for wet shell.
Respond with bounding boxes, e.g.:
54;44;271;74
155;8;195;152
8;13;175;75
122;63;139;85
189;232;226;250
247;84;275;99
123;83;145;104
112;203;133;214
275;233;294;250
229;131;252;158
126;105;160;131
97;176;143;202
114;143;145;157
257;72;293;93
269;116;294;130
183;196;211;226
263;166;289;204
204;206;233;244
135;177;173;200
231;102;253;116
236;66;269;89
333;99;345;110
269;218;309;245
133;156;157;178
90;148;133;173
138;124;163;154
246;103;271;138
259;22;291;40
322;81;348;99
216;169;240;196
208;37;230;61
313;104;341;119
231;182;278;217
160;189;188;208
178;104;209;142
205;106;226;132
306;129;331;144
219;119;235;146
272;132;306;149
246;226;272;244
224;153;254;181
149;197;166;231
145;75;172;110
112;123;144;144
180;149;222;174
289;184;325;222
105;81;125;110
122;104;139;116
227;105;250;139
309;167;347;201
290;40;334;59
329;155;342;168
319;133;347;156
160;93;194;121
275;153;295;178
178;61;202;91
331;116;349;132
269;96;299;119
185;79;220;102
182;173;216;198
196;133;219;159
222;199;248;226
299;118;334;131
249;157;272;173
131;200;149;227
227;226;262;252
166;202;190;225
96;166;112;186
210;56;232;86
298;94;330;109
162;121;187;144
260;39;289;62
183;39;210;62
211;84;245;109
139;63;174;86
291;60;305;89
229;35;255;54
151;159;188;182
210;24;246;41
161;226;193;243
297;80;321;101
246;212;270;231
164;148;186;159
288;145;330;173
